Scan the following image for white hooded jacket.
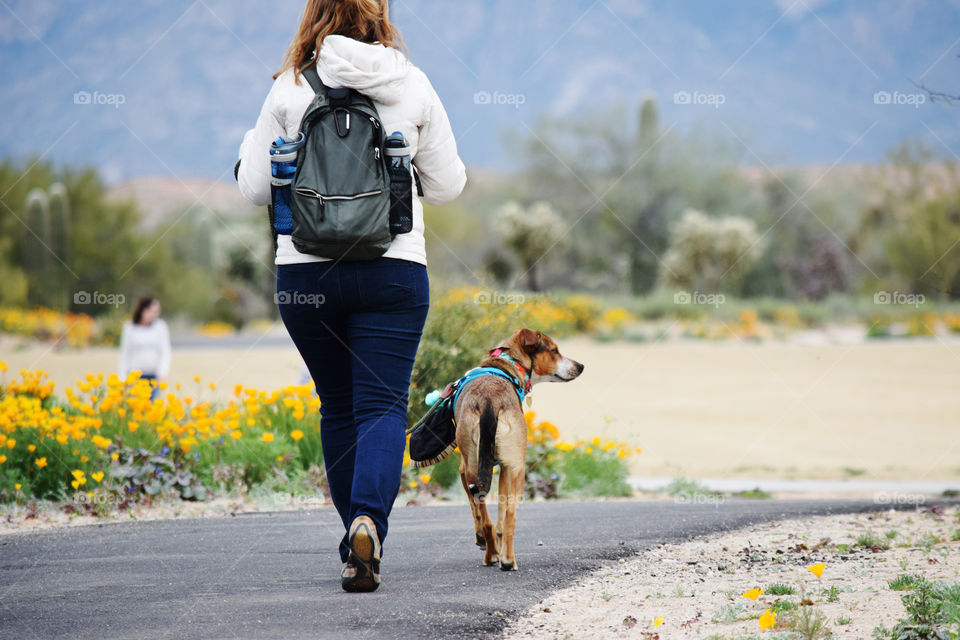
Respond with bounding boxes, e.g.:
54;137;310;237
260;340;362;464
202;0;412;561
238;35;467;266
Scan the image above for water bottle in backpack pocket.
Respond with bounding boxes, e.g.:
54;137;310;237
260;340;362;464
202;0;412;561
270;133;305;235
385;131;413;235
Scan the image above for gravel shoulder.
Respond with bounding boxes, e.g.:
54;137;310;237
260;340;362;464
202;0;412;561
502;506;960;639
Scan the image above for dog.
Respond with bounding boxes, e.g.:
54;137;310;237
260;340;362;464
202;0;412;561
454;328;584;571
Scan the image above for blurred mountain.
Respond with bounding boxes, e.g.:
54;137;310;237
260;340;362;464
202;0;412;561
1;0;958;184
105;177;257;229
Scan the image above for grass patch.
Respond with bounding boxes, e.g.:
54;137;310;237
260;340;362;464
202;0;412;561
855;529;891;550
835;615;852;625
771;599;798;613
767;583;796;595
889;574;921;591
711;602;756;623
786;605;830;639
737;487;772;499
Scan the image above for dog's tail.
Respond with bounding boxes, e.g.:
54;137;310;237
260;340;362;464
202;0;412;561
469;403;498;499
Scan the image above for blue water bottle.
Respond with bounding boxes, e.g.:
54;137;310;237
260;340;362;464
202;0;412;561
270;133;305;235
384;131;413;235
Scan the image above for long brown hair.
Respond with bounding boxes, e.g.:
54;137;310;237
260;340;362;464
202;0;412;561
274;0;407;85
132;297;158;325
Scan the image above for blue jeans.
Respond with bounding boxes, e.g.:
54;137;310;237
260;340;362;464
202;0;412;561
276;257;429;563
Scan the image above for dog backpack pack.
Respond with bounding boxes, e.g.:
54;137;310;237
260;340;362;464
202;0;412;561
290;64;393;261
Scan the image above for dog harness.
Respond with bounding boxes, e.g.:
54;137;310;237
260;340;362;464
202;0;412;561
447;348;531;407
406;349;532;469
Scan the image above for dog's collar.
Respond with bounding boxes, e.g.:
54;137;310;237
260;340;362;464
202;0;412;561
488;348;532;394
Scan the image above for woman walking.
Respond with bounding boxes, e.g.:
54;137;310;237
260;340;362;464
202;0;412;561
237;0;466;592
118;297;171;401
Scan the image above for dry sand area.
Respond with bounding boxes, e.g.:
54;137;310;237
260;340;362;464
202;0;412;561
4;336;959;482
501;506;960;640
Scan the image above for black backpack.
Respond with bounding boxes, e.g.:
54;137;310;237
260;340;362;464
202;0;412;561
290;64;392;261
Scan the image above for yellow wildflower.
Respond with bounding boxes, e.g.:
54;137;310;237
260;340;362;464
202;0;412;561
35;457;48;468
758;608;776;630
261;433;274;443
290;429;304;441
742;587;763;600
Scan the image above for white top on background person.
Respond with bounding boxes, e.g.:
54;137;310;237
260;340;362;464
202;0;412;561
237;34;467;266
118;297;171;379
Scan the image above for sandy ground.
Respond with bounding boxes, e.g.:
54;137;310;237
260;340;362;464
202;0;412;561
502;506;960;640
3;336;960;481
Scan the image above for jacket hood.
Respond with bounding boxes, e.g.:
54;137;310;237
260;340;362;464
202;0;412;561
316;35;410;105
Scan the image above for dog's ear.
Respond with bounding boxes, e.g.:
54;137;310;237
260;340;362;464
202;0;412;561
518;328;542;351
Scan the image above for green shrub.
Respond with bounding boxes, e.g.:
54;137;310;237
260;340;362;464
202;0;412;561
875;577;955;640
663;477;715;500
556;442;632;497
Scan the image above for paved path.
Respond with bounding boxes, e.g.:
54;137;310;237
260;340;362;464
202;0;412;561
1;498;949;640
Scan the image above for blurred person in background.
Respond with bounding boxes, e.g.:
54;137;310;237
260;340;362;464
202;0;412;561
118;297;171;401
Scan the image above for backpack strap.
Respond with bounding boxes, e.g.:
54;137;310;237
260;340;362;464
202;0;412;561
300;62;324;95
301;62;351;107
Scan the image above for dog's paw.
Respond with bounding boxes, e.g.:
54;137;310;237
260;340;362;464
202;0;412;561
499;560;518;572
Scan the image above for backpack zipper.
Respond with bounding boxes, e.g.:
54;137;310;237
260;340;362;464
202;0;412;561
295;187;383;204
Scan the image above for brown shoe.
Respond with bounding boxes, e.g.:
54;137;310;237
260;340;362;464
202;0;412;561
342;515;381;592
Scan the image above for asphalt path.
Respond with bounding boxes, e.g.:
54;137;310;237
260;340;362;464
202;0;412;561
1;498;951;640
